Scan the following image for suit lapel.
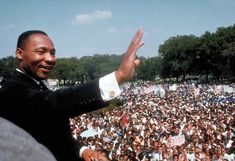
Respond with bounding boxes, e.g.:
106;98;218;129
13;71;48;90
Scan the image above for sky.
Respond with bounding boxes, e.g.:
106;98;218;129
0;0;235;59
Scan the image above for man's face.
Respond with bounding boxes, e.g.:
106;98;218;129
17;33;56;80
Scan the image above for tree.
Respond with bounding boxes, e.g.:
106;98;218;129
0;56;16;84
215;25;235;80
159;35;199;80
137;56;162;81
52;57;82;85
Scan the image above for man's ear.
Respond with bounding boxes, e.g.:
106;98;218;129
16;48;23;60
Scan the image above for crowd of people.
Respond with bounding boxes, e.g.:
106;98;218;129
70;81;235;161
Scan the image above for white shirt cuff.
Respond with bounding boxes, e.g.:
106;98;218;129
79;146;89;158
99;72;121;101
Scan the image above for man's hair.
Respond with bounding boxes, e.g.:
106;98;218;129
17;30;48;49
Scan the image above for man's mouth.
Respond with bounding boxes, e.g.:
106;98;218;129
40;66;53;72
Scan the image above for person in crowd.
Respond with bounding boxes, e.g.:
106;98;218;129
0;28;144;161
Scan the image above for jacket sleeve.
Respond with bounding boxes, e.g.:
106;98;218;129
43;79;110;117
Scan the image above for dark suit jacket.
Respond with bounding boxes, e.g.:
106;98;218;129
0;70;109;161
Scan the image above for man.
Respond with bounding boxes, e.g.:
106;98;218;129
0;29;144;161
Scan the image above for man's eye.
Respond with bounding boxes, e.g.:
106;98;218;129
51;50;56;56
35;50;45;54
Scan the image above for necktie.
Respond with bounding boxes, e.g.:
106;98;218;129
39;81;48;90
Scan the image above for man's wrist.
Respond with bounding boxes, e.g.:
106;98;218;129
79;146;89;158
115;71;124;85
99;72;121;101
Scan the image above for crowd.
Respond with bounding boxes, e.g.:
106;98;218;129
70;81;235;161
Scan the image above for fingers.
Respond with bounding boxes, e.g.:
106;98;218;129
136;28;144;47
134;28;144;48
88;151;109;161
132;28;144;46
126;28;144;58
90;157;108;161
134;59;141;68
91;158;104;161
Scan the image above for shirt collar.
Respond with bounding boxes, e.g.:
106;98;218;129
16;68;40;85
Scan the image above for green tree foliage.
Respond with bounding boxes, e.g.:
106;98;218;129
51;57;83;85
196;31;216;81
0;56;16;83
158;23;235;82
79;54;122;81
159;35;199;80
137;56;162;81
215;25;235;79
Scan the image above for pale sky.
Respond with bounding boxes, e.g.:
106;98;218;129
0;0;235;58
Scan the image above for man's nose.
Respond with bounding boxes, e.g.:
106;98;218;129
44;52;56;63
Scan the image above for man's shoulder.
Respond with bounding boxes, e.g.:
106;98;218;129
0;117;57;161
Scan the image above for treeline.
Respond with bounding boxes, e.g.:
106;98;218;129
0;24;234;85
159;24;235;82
